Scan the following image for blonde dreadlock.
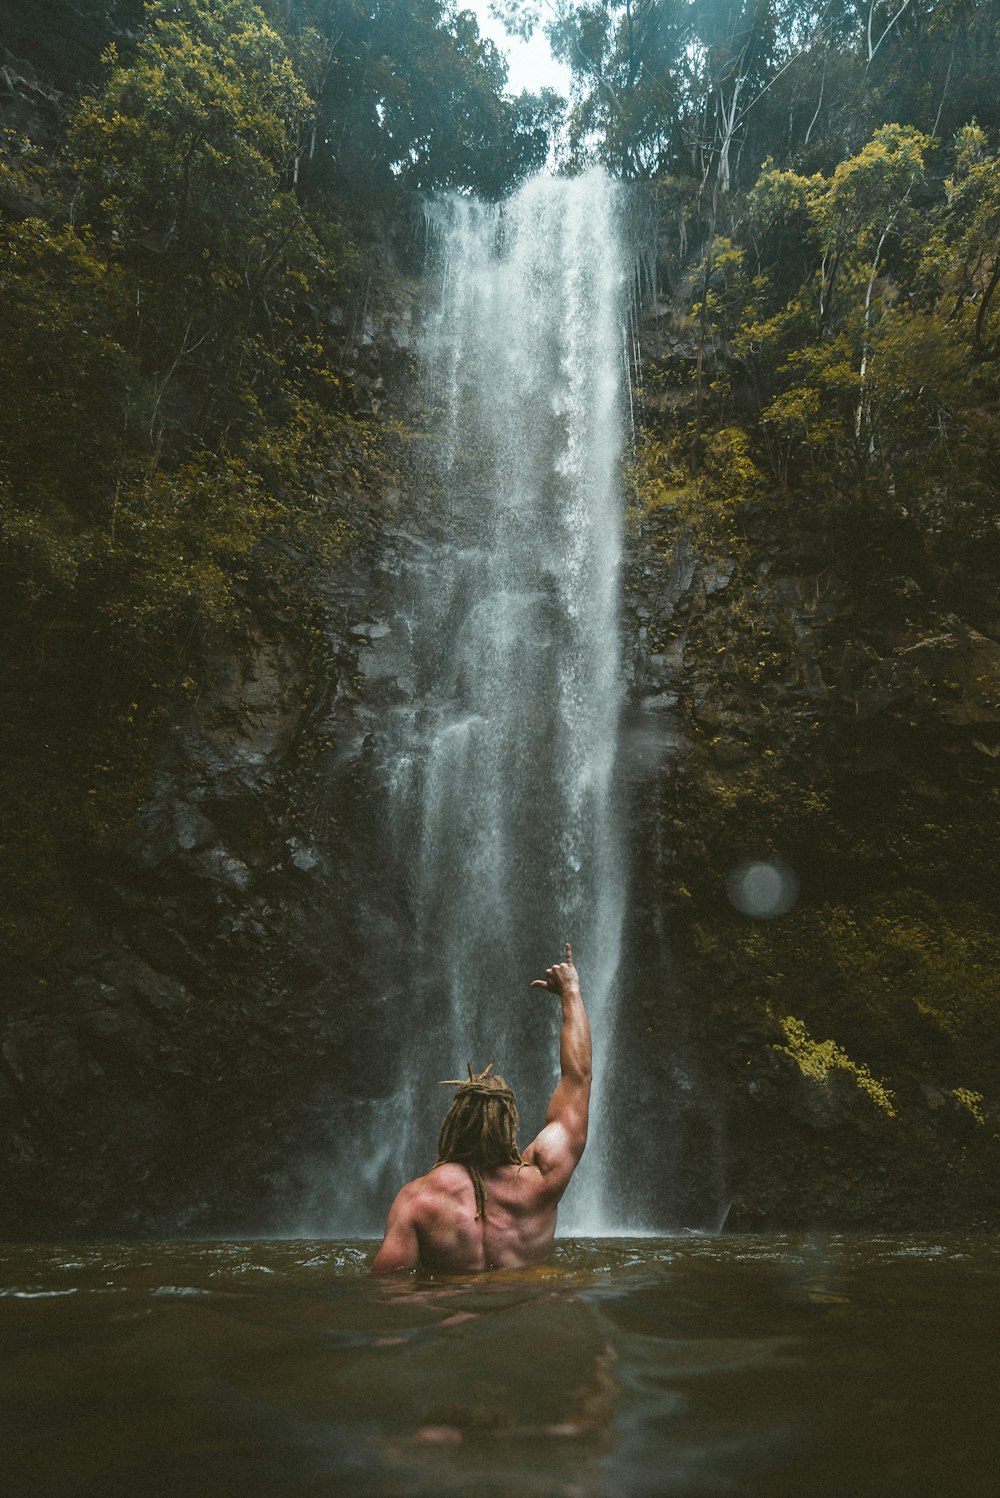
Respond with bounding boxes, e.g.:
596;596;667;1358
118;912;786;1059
435;1061;523;1220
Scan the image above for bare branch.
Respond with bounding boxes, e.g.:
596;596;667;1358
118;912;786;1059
868;0;914;66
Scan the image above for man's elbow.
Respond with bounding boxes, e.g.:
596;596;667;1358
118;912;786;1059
371;1242;418;1275
372;1258;413;1277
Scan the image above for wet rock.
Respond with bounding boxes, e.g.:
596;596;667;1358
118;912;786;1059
701;559;734;595
174;807;216;853
712;736;748;766
194;847;251;891
937;630;1000;725
639;691;679;712
287;838;320;874
350;620;391;640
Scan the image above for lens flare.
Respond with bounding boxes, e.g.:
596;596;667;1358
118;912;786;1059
726;859;799;918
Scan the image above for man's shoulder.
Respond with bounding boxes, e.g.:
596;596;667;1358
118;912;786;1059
520;1122;583;1197
396;1163;468;1209
417;1162;471;1199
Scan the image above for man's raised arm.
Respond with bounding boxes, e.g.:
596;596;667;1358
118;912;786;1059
523;943;592;1188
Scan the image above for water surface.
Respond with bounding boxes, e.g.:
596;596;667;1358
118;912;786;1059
2;1234;997;1496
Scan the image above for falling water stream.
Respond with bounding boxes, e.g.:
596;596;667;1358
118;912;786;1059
356;169;629;1232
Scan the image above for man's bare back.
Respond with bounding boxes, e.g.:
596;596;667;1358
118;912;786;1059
372;945;591;1275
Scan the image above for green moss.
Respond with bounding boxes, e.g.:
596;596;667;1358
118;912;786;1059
953;1088;986;1125
776;1015;897;1116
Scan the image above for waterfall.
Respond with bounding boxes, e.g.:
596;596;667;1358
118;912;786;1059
354;169;629;1235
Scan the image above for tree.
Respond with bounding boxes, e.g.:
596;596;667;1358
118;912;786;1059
0;0;398;994
67;0;329;450
929;131;1000;358
287;0;550;199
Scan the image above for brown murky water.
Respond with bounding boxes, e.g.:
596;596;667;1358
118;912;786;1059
2;1234;997;1496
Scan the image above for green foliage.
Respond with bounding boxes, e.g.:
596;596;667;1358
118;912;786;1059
817;123;928;258
929;144;1000;354
504;0;1000;189
0;218;132;526
635;114;1000;1105
735;891;1000;1070
290;0;550;199
759;335;861;481
775;1015;897;1116
953;1088;986;1124
64;1;351;452
71;0;311;231
0;0;421;1002
743;161;822;304
660;122;1000;516
629;420;765;565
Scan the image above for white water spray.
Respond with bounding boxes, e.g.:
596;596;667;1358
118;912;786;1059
356;169;629;1233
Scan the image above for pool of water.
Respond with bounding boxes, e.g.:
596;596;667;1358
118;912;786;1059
2;1234;997;1496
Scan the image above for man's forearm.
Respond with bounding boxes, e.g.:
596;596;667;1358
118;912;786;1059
559;986;592;1083
530;944;592;1158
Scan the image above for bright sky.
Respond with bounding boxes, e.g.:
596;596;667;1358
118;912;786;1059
465;2;573;96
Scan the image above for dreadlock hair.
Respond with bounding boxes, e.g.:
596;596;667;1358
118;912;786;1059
436;1061;523;1221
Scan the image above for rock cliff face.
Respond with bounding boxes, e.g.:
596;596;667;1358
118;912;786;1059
1;294;423;1236
5;264;999;1235
619;517;1000;1231
609;299;1000;1232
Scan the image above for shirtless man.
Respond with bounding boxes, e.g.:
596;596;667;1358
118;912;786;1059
371;944;591;1274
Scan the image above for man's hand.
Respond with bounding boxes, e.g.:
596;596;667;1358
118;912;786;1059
530;942;580;997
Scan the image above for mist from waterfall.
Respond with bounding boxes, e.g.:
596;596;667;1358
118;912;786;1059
352;169;629;1235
